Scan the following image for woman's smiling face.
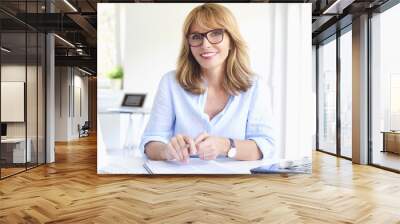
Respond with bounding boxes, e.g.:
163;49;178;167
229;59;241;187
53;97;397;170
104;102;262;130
189;23;231;72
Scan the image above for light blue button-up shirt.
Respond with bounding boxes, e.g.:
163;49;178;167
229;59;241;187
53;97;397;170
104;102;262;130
139;70;276;159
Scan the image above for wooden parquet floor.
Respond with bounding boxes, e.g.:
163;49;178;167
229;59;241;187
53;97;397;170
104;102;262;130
1;135;400;224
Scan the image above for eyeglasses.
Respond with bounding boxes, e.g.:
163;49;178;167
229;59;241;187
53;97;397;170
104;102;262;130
187;29;225;47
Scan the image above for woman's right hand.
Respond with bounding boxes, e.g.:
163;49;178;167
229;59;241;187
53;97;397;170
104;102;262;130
163;134;197;163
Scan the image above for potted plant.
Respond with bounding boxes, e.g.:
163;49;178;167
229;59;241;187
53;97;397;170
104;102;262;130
106;65;124;90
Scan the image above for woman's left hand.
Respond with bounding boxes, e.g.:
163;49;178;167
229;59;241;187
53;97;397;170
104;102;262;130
194;132;230;160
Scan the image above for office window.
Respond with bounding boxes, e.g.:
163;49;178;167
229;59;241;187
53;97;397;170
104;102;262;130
318;37;337;155
98;4;118;89
340;29;352;158
371;3;400;171
390;74;400;130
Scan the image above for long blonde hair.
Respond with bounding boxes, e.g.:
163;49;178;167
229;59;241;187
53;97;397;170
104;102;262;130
176;3;254;95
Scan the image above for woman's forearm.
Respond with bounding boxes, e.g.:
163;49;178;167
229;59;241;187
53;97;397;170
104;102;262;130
232;139;263;161
145;139;262;161
144;141;168;160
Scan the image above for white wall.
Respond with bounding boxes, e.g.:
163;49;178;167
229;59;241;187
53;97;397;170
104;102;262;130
55;67;69;141
55;67;89;141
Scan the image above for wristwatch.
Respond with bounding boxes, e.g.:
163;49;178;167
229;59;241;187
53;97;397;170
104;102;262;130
227;138;237;159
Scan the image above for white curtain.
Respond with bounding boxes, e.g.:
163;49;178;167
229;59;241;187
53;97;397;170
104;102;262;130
264;4;313;160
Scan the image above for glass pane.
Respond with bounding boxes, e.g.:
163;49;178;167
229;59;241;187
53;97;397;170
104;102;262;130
27;31;38;169
318;38;337;154
38;33;45;165
98;4;117;90
340;29;352;158
371;3;400;171
1;31;27;177
25;0;38;169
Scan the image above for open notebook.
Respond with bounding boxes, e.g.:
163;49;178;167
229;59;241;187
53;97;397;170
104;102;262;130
143;157;269;174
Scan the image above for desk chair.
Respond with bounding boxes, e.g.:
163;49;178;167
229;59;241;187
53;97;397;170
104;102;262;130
79;121;90;138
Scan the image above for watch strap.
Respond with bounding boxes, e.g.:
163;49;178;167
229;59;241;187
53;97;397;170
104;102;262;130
228;138;236;149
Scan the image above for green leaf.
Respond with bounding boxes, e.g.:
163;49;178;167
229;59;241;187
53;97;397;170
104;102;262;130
106;66;123;79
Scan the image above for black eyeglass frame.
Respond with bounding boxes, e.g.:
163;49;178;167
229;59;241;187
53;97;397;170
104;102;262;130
187;28;225;47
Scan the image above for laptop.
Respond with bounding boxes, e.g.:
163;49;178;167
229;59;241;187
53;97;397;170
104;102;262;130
107;93;149;113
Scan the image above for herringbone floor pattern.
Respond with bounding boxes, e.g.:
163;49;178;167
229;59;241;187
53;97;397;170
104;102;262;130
1;135;400;223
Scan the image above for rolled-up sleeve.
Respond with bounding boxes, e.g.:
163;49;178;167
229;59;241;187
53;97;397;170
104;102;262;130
139;73;175;153
246;77;276;159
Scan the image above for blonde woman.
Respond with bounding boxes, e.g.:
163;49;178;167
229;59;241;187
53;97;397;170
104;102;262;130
140;3;275;163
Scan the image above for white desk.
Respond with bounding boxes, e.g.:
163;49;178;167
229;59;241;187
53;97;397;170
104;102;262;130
105;107;151;114
97;110;306;174
97;149;148;174
1;138;31;163
99;109;150;151
97;145;282;175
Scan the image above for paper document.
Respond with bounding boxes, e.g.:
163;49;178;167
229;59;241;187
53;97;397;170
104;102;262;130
143;158;270;174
